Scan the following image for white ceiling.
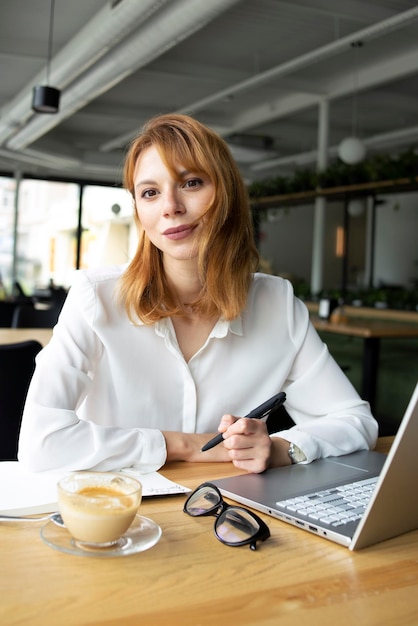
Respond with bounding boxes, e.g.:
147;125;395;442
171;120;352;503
0;0;418;184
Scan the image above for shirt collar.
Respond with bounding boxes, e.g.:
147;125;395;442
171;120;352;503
153;315;243;338
211;316;243;338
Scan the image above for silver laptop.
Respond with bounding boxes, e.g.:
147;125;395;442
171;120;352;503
211;382;418;550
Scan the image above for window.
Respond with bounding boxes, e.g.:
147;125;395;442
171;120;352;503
81;185;135;269
0;176;17;295
6;178;137;296
16;179;80;293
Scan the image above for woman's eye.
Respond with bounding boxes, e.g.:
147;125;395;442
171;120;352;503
184;178;203;189
141;189;157;199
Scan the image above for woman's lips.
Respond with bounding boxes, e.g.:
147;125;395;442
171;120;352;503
163;224;196;240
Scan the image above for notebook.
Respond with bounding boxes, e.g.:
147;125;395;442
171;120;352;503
211;381;418;550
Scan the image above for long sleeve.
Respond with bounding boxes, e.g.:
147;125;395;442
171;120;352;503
271;319;379;463
245;275;378;462
19;267;167;472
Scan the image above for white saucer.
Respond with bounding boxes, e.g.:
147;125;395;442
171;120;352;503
40;515;162;558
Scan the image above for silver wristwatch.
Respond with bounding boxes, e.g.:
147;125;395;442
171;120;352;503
288;442;306;464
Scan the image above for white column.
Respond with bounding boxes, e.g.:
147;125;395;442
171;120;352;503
310;99;329;295
12;169;22;285
364;195;375;288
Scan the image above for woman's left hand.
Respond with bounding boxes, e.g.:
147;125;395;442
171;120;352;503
218;414;274;473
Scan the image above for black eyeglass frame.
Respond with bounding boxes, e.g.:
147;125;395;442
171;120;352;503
183;481;271;550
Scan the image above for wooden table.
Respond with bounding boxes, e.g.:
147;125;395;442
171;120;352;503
312;317;418;411
0;328;53;346
1;437;418;626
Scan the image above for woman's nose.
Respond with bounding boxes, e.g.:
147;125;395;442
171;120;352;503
163;190;185;216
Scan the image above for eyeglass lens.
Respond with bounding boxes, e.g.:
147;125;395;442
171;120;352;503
185;485;220;516
216;508;262;544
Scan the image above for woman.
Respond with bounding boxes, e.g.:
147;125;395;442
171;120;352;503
18;114;377;473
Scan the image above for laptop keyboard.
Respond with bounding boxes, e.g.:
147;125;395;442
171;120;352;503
277;476;378;527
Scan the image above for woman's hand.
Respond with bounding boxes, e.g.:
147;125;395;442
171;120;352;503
163;431;231;463
218;414;292;473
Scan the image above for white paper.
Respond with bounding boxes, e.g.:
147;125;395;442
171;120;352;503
119;468;190;496
0;462;190;516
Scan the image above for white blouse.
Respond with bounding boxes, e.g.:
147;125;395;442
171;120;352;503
18;268;378;472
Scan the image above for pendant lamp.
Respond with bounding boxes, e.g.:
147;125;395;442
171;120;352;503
32;0;61;114
338;41;366;165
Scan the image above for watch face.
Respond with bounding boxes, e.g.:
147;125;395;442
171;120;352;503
289;443;306;463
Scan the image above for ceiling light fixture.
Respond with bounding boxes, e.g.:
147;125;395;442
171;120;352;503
32;0;60;114
347;197;366;217
338;41;366;165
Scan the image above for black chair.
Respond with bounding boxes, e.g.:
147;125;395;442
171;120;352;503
265;403;295;434
0;294;35;327
0;301;18;327
11;303;61;328
49;286;68;310
0;340;42;460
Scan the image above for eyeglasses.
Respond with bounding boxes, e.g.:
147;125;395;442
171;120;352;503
183;482;270;550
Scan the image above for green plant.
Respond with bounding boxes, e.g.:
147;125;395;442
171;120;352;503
248;146;418;199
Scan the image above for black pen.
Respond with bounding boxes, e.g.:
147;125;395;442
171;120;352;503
200;391;286;452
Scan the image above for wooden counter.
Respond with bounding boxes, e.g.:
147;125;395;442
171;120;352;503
0;328;53;346
310;313;418;412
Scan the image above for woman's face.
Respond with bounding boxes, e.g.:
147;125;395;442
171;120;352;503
133;145;214;265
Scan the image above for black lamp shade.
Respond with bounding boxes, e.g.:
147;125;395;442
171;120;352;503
32;85;60;113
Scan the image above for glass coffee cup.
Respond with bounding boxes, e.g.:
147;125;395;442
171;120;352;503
57;472;142;549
